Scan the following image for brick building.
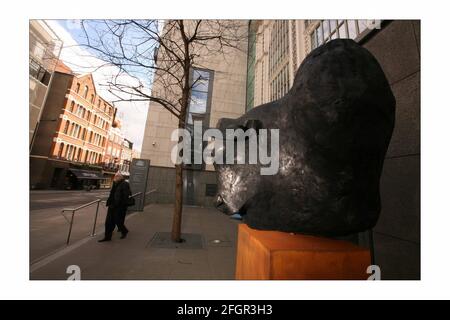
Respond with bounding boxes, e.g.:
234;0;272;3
103;117;125;186
30;67;117;190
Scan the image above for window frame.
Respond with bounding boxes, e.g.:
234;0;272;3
309;19;383;51
185;67;214;170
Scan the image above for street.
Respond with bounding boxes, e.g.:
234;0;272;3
30;189;110;263
30;189;109;210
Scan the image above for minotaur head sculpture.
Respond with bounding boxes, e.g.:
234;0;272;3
213;39;395;237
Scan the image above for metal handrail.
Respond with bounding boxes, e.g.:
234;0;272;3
62;198;104;213
61;191;146;245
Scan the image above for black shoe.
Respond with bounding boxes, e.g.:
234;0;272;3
98;238;111;242
120;232;128;239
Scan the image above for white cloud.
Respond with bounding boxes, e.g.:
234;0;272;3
46;20;149;152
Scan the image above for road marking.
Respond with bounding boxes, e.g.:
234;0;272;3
30;236;98;273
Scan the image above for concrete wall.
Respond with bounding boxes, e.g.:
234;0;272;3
29;78;48;141
141;21;248;168
362;20;421;279
29;20;61;142
145;166;217;207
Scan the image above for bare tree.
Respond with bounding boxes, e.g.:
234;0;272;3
78;19;247;242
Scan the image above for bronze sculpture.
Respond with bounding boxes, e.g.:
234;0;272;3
213;39;395;237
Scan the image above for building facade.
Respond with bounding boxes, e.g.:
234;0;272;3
246;20;383;110
247;19;420;280
29;20;62;148
131;148;141;161
140;19;420;279
103;117;125;185
30;69;117;190
119;138;133;177
141;20;249;206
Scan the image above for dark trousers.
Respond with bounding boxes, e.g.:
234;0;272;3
104;206;128;239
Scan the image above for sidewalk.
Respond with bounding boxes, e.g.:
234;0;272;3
30;204;239;280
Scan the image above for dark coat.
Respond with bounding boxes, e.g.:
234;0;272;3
106;180;132;209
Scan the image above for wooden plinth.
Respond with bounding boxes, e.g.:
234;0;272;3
235;224;371;280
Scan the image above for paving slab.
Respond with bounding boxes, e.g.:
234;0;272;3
30;204;239;280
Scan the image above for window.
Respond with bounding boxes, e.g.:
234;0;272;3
75;83;80;93
310;20;381;50
187;69;212;124
68;123;74;136
57;143;64;158
29;58;51;85
77;148;82;161
186;68;213;169
72;124;80;138
69;101;75;113
246;21;257;111
91;94;95;103
269;20;290;102
63;121;69;134
66;145;73;160
83;85;88;98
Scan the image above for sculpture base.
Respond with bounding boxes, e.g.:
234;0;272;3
235;224;371;280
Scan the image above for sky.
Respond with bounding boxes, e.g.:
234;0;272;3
46;20;150;152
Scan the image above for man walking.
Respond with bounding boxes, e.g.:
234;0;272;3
98;172;132;242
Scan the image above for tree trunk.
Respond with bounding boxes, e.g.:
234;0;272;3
171;163;183;242
171;88;189;242
171;20;190;243
171;112;187;242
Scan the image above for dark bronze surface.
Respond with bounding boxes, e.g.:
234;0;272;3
213;39;395;237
